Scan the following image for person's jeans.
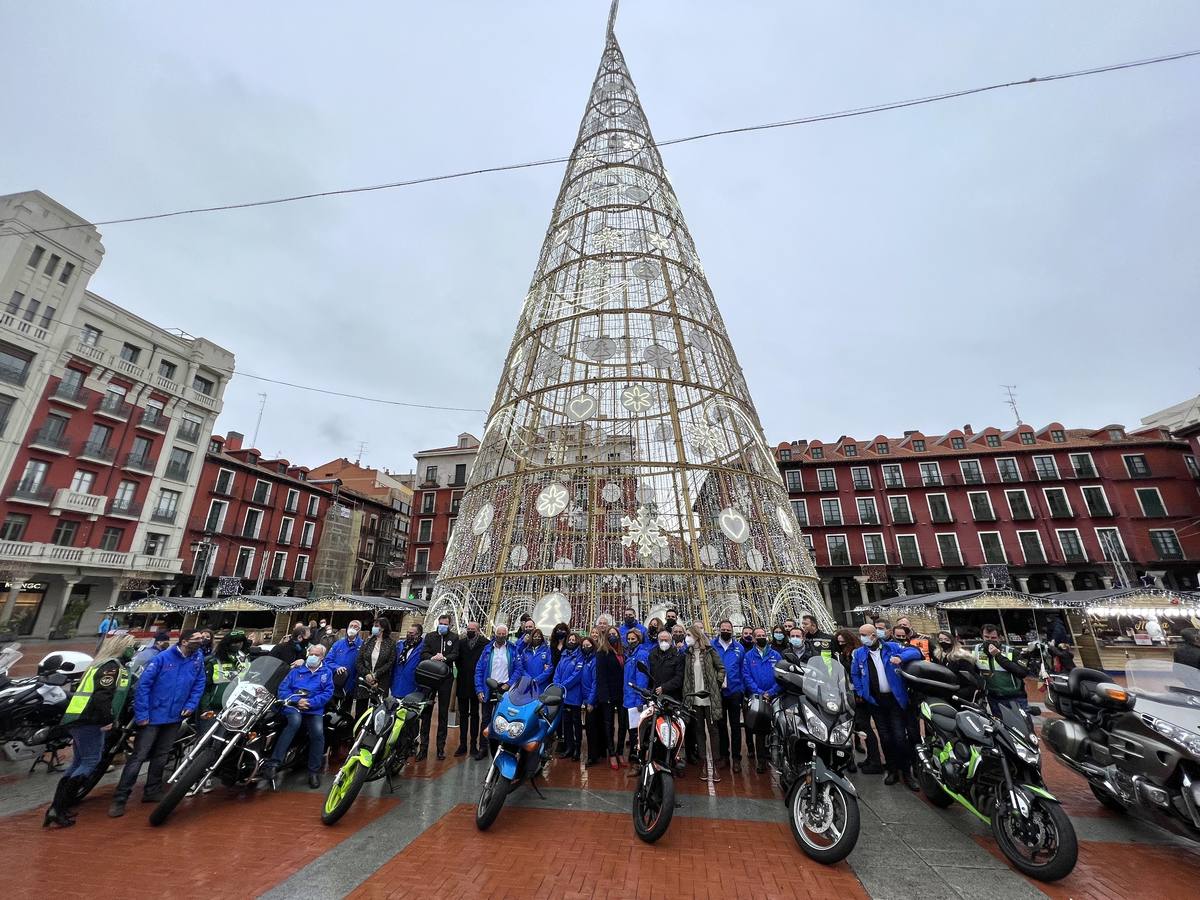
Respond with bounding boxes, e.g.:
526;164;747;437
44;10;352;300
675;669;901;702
456;692;480;750
114;721;182;801
853;701;882;766
692;714;721;768
988;695;1029;717
586;702;614;760
869;694;911;774
270;709;325;773
613;704;628;759
63;725;105;779
420;678;453;752
717;692;743;760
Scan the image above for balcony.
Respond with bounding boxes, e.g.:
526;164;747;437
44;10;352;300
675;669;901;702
10;483;55;505
150;508;178;524
921;474;944;487
1048;506;1074;520
30;427;71;453
882;478;904;489
822;516;843;527
1155;549;1184;561
115;357;147;381
817;481;837;493
1062;552;1088;564
51;381;88;407
898;552;922;567
1072;465;1098;479
0;312;50;344
891;512;913;525
1023;549;1048;565
0;539;183;573
95;395;133;421
960;472;985;485
1034;469;1061;482
859;514;880;525
998;470;1022;483
864;554;889;565
972;510;997;522
122;452;157;474
138;408;169;432
79;441;116;465
1085;504;1114;518
930;512;955;524
851;479;872;491
51;487;107;520
176;421;203;444
164;462;191;482
940;553;964;566
828;552;851;567
109;499;142;519
189;388;217;410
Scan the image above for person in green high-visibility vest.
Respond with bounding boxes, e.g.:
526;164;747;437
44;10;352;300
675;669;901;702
42;634;138;828
200;630;249;714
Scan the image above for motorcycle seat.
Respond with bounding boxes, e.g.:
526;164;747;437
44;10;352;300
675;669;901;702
1068;667;1111;702
400;690;428;708
926;702;959;735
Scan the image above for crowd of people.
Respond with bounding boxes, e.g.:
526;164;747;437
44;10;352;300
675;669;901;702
41;607;1076;827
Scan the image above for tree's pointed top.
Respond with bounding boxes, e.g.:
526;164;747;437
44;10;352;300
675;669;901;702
607;0;620;39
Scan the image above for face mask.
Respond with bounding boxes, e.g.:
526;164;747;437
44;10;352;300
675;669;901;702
582;645;594;655
627;640;639;651
938;641;953;652
772;632;784;642
673;634;684;644
437;624;449;635
568;641;578;651
740;636;754;647
371;627;380;636
755;637;768;648
684;635;696;647
554;628;566;638
719;631;732;641
665;618;677;627
624;616;635;626
467;630;477;639
875;628;886;639
305;654;320;669
658;640;672;651
788;636;804;648
347;628;359;638
495;635;506;645
861;635;874;646
608;633;618;644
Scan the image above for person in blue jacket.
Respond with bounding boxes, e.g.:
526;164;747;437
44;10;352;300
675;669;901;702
741;626;782;773
551;633;585;760
326;619;363;698
711;619;746;773
265;642;334;788
850;622;920;790
622;630;651;764
516;627;553;691
390;622;424;699
108;629;207;817
618;606;649;647
475;624;518;759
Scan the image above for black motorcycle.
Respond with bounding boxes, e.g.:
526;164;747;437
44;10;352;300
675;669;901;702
0;651;92;765
769;651;860;863
901;660;1077;882
1042;658;1200;840
626;669;698;844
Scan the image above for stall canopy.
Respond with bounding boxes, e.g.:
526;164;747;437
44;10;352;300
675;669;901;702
110;595;196;614
287;594;430;615
854;589;1072;642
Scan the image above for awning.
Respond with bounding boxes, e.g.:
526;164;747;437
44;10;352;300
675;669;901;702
188;594;297;613
110;596;196;614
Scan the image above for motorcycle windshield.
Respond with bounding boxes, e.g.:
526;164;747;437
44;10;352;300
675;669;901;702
0;646;22;676
1126;659;1200;733
228;656;288;699
801;654;850;713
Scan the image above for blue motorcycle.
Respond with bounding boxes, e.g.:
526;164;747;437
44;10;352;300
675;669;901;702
475;676;563;830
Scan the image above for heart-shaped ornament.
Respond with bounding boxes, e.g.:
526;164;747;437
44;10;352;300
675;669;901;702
719;507;750;544
567;393;597;422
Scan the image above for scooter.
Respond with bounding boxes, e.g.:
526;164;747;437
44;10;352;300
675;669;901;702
625;669;695;844
475;675;563;830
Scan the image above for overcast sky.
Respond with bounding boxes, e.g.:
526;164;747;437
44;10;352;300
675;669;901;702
3;1;1197;471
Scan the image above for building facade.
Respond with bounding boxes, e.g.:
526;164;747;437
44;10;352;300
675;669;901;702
776;421;1200;623
403;433;479;601
0;191;233;637
308;485;402;598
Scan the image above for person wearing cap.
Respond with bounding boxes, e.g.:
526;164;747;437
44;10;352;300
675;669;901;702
131;630;172;673
201;630;249;713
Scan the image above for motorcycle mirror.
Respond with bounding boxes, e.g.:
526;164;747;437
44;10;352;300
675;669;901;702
1027;706;1042;717
44;673;69;686
636;660;650;676
486;678;500;690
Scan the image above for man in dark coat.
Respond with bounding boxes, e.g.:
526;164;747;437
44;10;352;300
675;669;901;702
455;621;486;757
419;614;460;760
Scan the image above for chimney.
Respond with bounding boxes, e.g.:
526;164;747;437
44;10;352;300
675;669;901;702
225;431;244;451
963;424;973;436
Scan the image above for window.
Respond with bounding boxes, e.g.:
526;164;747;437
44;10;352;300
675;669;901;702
154;489;181;521
450;491;463;515
1043;487;1072;518
1081;485;1111;517
911;439;926;452
59;262;75;284
1068;453;1097;478
1050;429;1066;443
17;459;48;492
778;449;791;461
986;434;1001;448
306;495;320;517
0;394;12;434
1184;455;1199;479
113;480;137;512
242;508;262;539
856;497;879;524
801;534;815;552
119;343;141;364
826;535;850;566
881;464;904;488
252;479;271;504
80;325;102;346
1123;454;1150;478
51;520;78;547
1135;488;1167;518
1005;490;1033;520
192;374;215;396
875;442;890;455
158;359;178;380
99;526;124;551
785;469;803;491
927;493;953;523
234;547;255;577
44;253;61;277
936;533;962;565
178;413;203;443
896;534;921;566
968;491;995;521
300;521;315;548
284;488;299;512
278;516;294;543
69;470;95;493
417;519;433;542
424;465;439;485
270;551;288;579
979;532;1007;564
27;246;45;268
817;468;837;491
862;533;887;564
0;513;30;541
888;495;913;524
1019;431;1036;445
0;342;33;385
166;447;193;480
811;446;824;459
5;291;23;315
21;298;40;323
790;500;807;526
851;467;872;490
1033;456;1059;480
951;436;965;450
295;555;310;580
1017;531;1046;563
1149;529;1183;561
1108;429;1125;442
204;499;227;533
959;460;984;485
39;412;70;444
843;444;858;457
413;547;429;572
820;499;842;526
214;468;235;495
38;306;55;328
1057;529;1086;562
996;458;1021;482
919;462;943;486
1095;527;1128;561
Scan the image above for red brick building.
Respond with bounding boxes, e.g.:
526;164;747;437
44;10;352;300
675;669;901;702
775;421;1200;623
403;433;479;601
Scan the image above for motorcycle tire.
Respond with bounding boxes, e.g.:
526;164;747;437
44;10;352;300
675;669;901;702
919;765;953;808
148;746;217;827
1089;782;1127;813
632;770;676;844
321;758;371;826
990;794;1078;882
475;768;509;831
787;778;861;864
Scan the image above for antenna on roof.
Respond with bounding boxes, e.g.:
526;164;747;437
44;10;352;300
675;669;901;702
1002;385;1022;426
251;393;267;448
355;441;368;465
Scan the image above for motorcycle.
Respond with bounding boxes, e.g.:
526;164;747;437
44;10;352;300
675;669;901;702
0;650;93;754
321;660;446;825
770;648;860;863
1042;659;1200;840
625;666;698;844
901;659;1077;882
475;675;563;831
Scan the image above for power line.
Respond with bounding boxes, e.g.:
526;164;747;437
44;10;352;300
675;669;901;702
26;48;1199;234
229;372;488;413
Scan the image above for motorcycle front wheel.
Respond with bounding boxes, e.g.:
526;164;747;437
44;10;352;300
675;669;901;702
475;766;509;831
148;745;217;827
632;770;676;844
321;756;371;826
787;777;860;864
991;794;1078;882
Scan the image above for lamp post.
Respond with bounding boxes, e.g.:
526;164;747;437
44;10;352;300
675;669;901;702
190;533;214;598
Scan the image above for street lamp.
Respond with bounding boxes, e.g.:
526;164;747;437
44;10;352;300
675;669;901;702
189;533;214;598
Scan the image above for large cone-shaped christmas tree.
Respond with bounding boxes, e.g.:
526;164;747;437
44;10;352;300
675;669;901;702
432;2;832;633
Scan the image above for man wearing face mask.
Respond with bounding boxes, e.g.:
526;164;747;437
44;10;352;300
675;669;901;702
108;629;207;816
711;619;745;773
739;626;755;650
131;629;172;674
663;607;680;634
455;622;486;757
419;614;459;760
647;629;685;702
265;643;333;788
671;623;687;653
851;623;919;791
271;624;311;667
326;619;363;708
390;623;424;699
619;607;648;646
476;625;518;760
741;627;782;773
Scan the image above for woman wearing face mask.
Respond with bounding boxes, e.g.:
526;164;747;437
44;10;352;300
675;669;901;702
552;633;585;760
516;627;553;691
606;627;629;762
549;622;570;670
931;630;974;677
683;623;726;781
585;631;623;770
646;618;664;642
769;625;789;657
578;637;600;765
355;618;397;712
622;630;650;768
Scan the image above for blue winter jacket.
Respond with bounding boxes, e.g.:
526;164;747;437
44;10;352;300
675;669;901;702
278;664;334;716
622;642;651;708
711;637;745;698
552;647;586;706
474;640;519;697
326;635;362;673
618;620;649;646
133;645;206;725
579;651;598;704
516;642;553;691
742;646;783;698
390;640;423;698
850;641;919;709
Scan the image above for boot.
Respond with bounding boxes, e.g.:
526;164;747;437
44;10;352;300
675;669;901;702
43;777;78;828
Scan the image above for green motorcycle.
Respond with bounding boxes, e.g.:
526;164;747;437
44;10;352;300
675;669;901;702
321;660;446;825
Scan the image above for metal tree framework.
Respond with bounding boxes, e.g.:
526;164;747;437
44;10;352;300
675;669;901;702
430;2;831;633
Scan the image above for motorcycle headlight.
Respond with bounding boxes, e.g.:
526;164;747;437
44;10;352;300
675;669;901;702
493;715;524;740
655;717;676;748
223;705;251;730
1147;716;1200;757
372;708;391;734
825;700;840;713
802;703;828;742
829;719;853;746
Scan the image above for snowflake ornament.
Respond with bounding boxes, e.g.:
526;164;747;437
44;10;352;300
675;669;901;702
594;228;624;252
536;483;570;518
689;421;726;459
621;506;669;559
646;231;671;253
621;385;654;413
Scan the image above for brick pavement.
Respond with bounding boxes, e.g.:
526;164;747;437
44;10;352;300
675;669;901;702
348;805;869;900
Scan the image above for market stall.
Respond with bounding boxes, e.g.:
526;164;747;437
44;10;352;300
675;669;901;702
110;595;195;636
186;595;297;640
285;594;427;633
